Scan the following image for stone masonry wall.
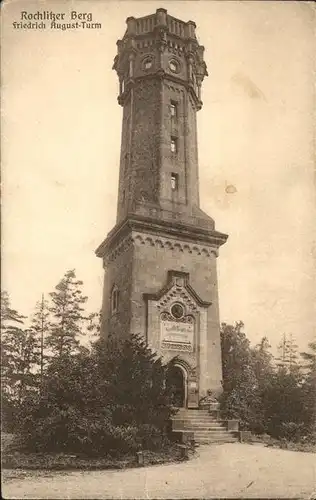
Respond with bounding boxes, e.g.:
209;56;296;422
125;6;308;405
130;80;161;207
100;229;223;394
130;231;223;395
101;240;134;339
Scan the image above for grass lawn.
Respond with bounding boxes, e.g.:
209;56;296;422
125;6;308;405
250;433;316;453
2;433;187;470
3;443;315;500
3;432;314;472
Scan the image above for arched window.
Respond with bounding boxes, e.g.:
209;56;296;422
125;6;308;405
171;173;178;191
170;101;177;118
111;286;119;314
170;136;178;153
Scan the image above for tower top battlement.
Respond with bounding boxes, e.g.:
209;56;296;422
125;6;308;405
123;8;197;39
113;9;208;110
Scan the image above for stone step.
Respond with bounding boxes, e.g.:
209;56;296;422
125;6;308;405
171;412;217;419
171;428;239;445
191;435;233;442
175;410;210;415
172;420;225;427
176;410;220;415
181;425;226;431
175;412;211;416
195;437;239;443
194;436;239;443
174;428;238;436
171;409;239;445
172;419;224;425
173;423;225;429
193;434;236;440
172;429;230;437
193;429;233;435
195;433;239;439
174;410;219;416
172;416;222;421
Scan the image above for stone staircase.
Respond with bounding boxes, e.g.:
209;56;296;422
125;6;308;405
171;408;240;444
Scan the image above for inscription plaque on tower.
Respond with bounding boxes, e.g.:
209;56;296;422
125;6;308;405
160;314;194;352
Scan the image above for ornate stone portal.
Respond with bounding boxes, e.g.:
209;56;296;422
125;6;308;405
144;270;211;408
96;9;228;406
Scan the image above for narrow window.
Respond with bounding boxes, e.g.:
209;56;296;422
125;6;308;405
124;153;128;174
171;173;178;191
122;190;125;204
111;286;119;314
144;60;152;69
170;101;177;118
170;137;177;153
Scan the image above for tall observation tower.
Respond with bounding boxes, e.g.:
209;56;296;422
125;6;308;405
96;9;228;408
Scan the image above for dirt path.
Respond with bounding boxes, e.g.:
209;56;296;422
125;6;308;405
2;443;315;499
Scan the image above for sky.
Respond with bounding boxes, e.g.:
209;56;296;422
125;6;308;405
2;0;316;351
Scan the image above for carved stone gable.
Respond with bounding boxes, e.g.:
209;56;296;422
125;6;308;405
144;270;211;310
157;282;198;315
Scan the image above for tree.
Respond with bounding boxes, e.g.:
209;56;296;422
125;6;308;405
45;270;88;361
249;337;275;433
276;334;300;373
86;310;102;346
19;335;175;455
1;291;25;326
300;341;316;437
98;335;174;432
221;321;251;392
30;294;51;388
301;340;316;373
264;365;305;440
19;347;96;452
220;322;263;431
1;292;39;430
252;337;274;383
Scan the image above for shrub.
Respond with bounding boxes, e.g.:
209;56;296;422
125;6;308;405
279;422;309;443
17;335;174;456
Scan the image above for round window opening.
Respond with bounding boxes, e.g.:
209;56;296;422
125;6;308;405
169;59;180;73
143;57;153;70
171;303;184;319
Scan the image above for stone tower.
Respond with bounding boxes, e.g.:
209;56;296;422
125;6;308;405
96;9;228;408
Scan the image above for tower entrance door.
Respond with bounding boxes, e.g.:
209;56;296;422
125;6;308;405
166;365;186;408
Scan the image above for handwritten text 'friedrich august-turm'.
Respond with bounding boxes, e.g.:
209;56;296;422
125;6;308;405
13;11;101;30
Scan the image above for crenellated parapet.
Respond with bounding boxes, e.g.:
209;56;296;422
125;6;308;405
113;8;208;110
